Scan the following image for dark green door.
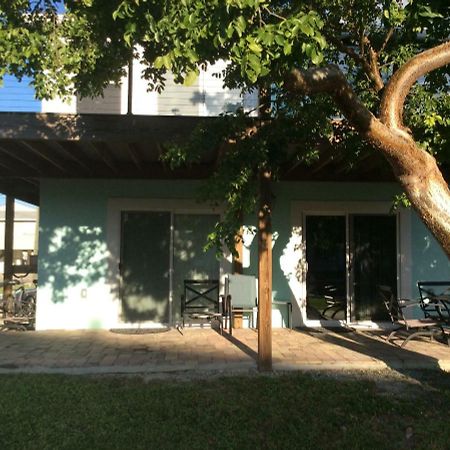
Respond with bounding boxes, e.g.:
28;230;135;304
120;211;171;323
351;215;397;321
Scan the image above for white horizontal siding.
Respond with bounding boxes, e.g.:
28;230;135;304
41;60;258;117
77;84;125;115
157;72;201;116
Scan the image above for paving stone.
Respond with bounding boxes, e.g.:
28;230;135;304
1;328;450;375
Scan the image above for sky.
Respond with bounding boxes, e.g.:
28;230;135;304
0;195;37;209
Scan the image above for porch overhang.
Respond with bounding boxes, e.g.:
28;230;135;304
0;112;443;206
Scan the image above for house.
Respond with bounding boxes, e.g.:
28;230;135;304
0;198;38;282
0;62;448;332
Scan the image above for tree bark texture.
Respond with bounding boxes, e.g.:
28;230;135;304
285;41;450;258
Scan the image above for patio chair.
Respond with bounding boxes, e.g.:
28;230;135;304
224;274;257;335
179;279;223;333
418;281;450;323
379;285;448;347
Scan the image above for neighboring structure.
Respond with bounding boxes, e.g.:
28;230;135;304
0;199;38;278
0;62;448;331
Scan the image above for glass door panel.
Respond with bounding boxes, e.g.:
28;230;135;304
305;216;347;320
120;211;171;323
350;215;397;321
172;214;220;322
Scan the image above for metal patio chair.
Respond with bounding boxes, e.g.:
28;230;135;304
379;285;448;347
224;274;257;335
179;279;223;333
418;281;450;324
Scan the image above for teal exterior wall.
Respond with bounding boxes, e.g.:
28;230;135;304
410;213;450;297
245;182;406;301
38;179;202;301
37;178;450;328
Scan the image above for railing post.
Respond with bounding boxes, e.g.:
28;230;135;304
3;195;15;306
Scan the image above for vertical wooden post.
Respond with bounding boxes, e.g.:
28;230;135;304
3;195;14;304
258;170;272;371
127;56;134;115
233;226;244;274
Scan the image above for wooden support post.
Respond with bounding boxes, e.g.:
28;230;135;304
3;195;14;304
127;56;134;115
257;170;272;371
233;226;244;274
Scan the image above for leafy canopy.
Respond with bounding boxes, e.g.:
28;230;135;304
0;0;448;253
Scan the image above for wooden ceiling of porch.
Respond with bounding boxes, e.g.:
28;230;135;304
0;112;438;206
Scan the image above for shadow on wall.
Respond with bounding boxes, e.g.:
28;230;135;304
413;224;450;286
39;225;109;303
76;84;122;114
190;90;242;114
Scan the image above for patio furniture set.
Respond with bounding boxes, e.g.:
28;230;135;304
380;281;450;348
178;274;292;335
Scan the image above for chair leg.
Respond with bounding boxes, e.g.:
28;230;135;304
387;329;399;343
439;326;450;345
217;316;223;335
401;330;437;348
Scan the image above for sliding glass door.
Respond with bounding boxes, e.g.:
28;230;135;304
120;211;220;325
350;215;396;322
305;213;397;323
305;216;347;320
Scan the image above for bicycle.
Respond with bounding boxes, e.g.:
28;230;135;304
1;277;36;319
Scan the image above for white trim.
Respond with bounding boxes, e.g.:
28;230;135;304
291;200;405;329
106;198;231;328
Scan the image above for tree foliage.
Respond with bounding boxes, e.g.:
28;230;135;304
1;0;449;254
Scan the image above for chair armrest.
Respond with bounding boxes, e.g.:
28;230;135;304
398;299;422;309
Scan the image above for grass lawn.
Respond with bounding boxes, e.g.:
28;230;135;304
1;370;450;449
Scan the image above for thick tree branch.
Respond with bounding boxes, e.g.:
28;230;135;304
285;65;386;146
380;40;450;130
285;51;450;257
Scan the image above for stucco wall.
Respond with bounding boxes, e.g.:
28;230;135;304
410;215;450;297
36;179;199;330
36;179;450;330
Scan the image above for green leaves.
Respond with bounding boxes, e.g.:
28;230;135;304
383;2;407;26
183;69;199;86
417;5;444;19
109;1;328;87
302;42;323;65
2;0;448;254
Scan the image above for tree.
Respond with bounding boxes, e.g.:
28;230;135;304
1;0;447;254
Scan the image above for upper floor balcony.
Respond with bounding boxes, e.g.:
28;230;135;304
0;60;258;117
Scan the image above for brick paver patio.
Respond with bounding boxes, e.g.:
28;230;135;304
1;327;450;375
